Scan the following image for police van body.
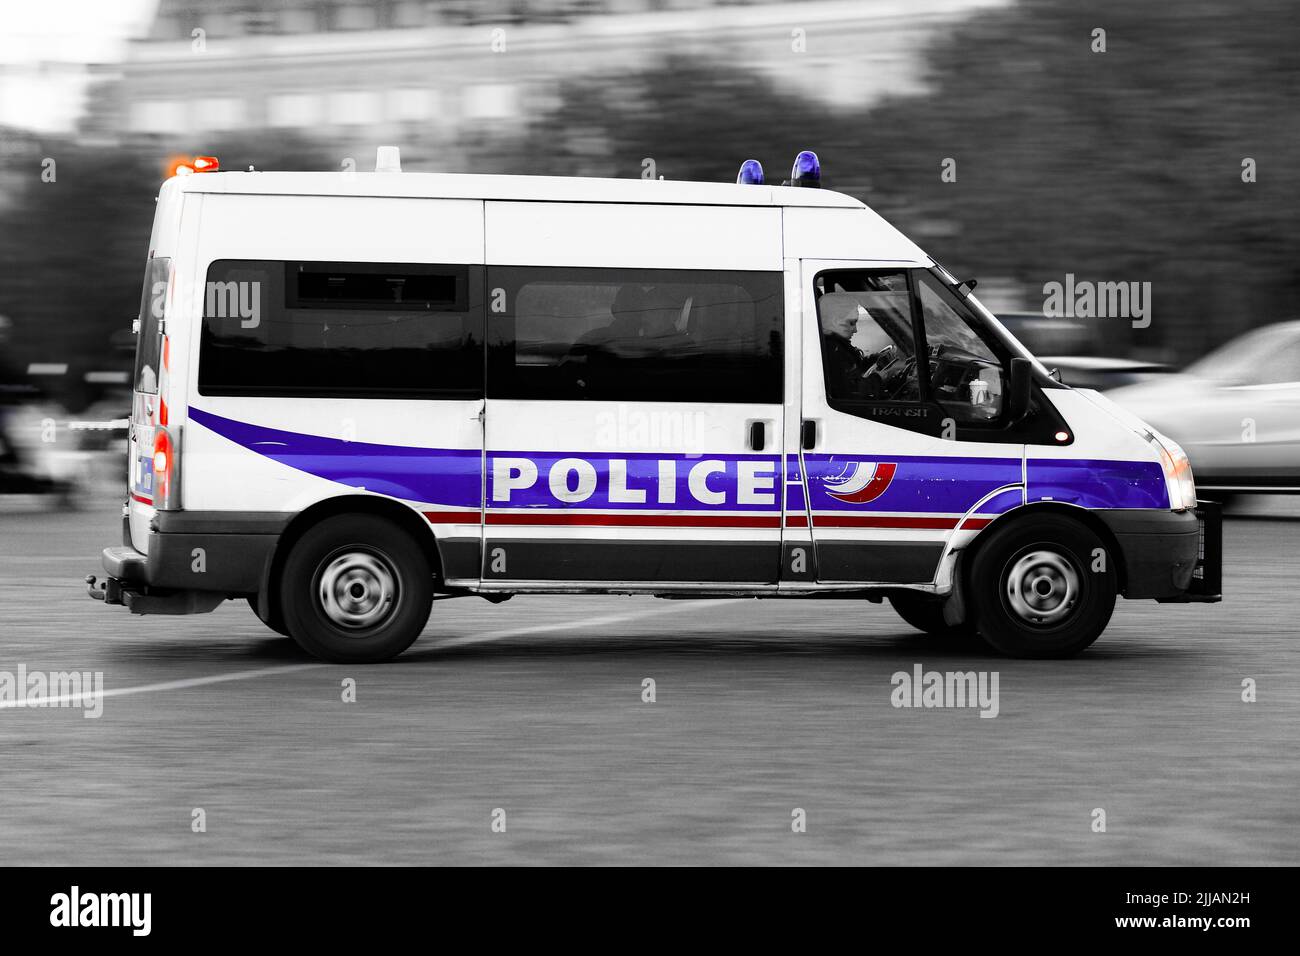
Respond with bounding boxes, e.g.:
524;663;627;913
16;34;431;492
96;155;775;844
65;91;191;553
88;150;1221;662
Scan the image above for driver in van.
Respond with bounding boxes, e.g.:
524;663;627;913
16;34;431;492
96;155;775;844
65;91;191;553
819;294;873;399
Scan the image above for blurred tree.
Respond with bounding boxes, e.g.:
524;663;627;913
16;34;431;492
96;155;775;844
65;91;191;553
0;133;336;409
470;54;854;188
495;0;1300;362
0;140;157;410
857;0;1300;361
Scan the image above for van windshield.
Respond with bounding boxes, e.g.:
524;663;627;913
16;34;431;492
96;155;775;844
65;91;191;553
133;257;170;394
929;267;1053;379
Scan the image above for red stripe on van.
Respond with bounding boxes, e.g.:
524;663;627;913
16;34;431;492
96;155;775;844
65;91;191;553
130;493;153;506
422;511;481;524
803;515;992;530
424;511;989;530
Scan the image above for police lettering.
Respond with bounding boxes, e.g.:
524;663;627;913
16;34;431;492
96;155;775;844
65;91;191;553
491;456;776;507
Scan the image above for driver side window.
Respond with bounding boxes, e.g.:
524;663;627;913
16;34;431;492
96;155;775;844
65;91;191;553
815;271;920;404
815;268;1014;435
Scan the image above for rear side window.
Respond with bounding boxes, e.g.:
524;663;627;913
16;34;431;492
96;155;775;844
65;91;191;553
133;257;170;394
197;260;483;398
487;267;783;403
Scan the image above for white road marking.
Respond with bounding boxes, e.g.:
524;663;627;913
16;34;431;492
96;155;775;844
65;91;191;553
434;598;745;650
0;663;323;709
0;599;747;708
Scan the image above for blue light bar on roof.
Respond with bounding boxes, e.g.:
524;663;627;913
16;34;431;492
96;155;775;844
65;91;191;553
736;159;764;185
790;150;821;187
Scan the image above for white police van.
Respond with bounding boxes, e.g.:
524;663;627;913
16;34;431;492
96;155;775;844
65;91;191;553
87;149;1221;663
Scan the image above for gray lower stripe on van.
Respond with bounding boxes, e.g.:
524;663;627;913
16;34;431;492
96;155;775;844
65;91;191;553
437;539;483;582
152;511;295;535
481;539;779;583
814;541;943;584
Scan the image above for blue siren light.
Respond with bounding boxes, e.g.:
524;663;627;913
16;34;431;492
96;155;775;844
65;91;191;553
790;150;821;187
736;159;765;185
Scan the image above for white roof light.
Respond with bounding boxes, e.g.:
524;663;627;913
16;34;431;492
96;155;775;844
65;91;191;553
375;146;402;173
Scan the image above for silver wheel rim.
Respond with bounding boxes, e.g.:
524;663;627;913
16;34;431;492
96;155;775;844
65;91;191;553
1004;549;1079;626
317;549;398;630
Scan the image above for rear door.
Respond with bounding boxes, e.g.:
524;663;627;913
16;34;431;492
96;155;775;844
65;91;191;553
126;180;184;551
481;201;786;587
180;194;486;584
796;260;1025;584
127;256;169;528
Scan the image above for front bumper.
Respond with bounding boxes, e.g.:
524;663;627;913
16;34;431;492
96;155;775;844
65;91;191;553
87;510;288;615
1095;501;1222;602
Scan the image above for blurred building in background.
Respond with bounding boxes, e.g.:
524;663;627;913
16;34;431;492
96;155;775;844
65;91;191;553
96;0;1007;153
3;0;1297;421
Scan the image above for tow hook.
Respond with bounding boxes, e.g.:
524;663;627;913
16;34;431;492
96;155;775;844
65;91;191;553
85;574;124;606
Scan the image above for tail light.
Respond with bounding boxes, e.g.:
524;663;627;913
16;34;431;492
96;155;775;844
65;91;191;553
152;425;180;509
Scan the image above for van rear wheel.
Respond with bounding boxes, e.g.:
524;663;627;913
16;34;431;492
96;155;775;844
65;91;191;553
279;515;432;664
969;514;1116;658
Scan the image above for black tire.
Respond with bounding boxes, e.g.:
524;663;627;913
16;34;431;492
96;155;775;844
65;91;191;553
888;593;973;637
246;596;290;637
278;514;432;664
969;514;1116;659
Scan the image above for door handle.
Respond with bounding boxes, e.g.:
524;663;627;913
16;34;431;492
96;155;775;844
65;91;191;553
747;420;766;451
801;419;817;450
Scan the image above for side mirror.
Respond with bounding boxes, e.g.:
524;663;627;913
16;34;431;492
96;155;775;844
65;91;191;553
1008;357;1033;422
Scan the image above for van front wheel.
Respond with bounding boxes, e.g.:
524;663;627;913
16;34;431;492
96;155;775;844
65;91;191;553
279;515;432;663
246;596;289;637
969;515;1116;659
888;593;973;637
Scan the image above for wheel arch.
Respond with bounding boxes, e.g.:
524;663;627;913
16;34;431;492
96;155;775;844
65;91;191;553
256;495;443;620
962;501;1128;595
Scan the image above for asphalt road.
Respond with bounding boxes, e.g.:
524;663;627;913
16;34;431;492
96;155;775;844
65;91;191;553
0;494;1296;865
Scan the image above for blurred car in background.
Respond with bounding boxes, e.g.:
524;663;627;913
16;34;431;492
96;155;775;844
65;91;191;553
996;311;1170;390
1108;321;1300;498
997;312;1095;356
1036;355;1172;391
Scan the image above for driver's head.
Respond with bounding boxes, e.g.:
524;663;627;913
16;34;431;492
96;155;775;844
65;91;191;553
820;295;859;341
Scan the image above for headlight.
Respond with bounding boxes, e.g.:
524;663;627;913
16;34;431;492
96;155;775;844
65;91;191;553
1149;430;1197;511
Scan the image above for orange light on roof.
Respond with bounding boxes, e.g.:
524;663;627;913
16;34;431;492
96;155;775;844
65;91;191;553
164;155;192;178
163;154;220;178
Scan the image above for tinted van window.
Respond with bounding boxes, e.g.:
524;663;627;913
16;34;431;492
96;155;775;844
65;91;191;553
488;267;782;403
198;260;483;398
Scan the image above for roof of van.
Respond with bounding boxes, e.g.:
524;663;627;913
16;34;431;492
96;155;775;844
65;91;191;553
169;171;868;209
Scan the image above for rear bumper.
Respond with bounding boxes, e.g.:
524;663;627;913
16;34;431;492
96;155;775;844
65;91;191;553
88;511;289;615
1095;502;1222;602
